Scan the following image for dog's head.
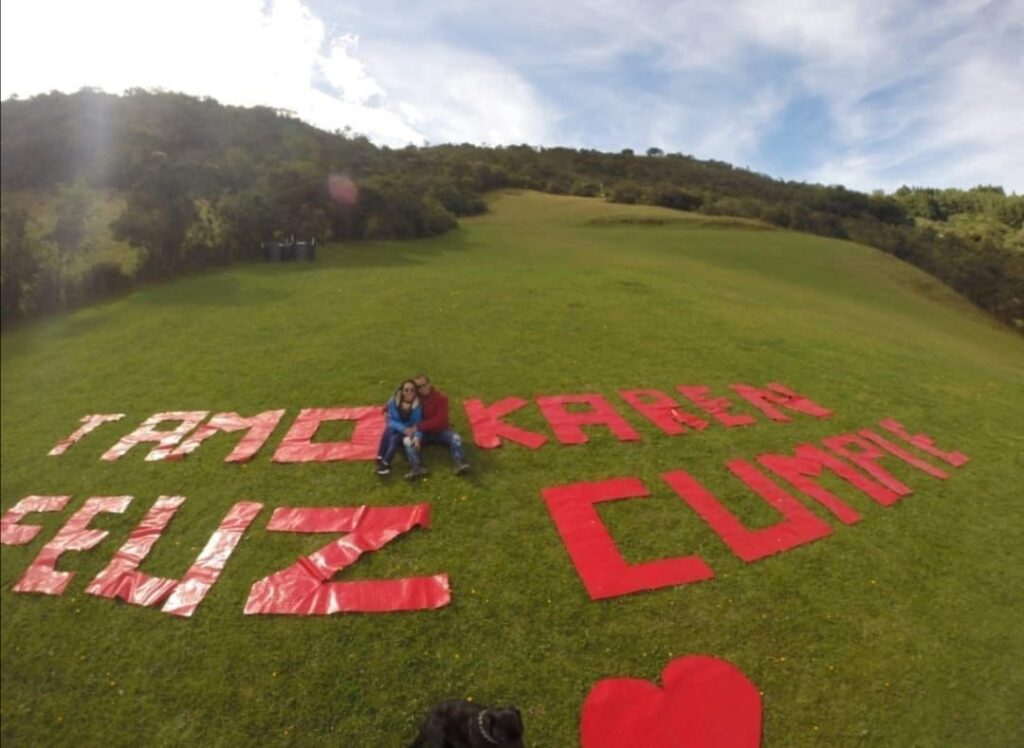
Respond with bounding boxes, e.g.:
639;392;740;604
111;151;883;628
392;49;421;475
482;705;524;747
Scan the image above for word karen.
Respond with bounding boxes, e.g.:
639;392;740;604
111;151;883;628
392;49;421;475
3;420;966;616
46;383;830;463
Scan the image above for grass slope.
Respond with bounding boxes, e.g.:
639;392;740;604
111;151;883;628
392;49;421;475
2;191;1023;746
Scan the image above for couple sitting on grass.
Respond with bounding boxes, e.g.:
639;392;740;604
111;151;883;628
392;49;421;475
376;373;470;480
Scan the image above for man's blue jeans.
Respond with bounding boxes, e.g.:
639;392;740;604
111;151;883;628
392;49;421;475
420;429;466;465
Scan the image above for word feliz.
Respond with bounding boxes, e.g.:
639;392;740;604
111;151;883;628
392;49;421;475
47;383;833;462
2;422;967;616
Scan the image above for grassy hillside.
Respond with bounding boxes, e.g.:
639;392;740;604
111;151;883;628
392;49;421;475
2;191;1022;746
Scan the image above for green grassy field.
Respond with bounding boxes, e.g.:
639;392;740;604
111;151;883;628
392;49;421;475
2;190;1023;746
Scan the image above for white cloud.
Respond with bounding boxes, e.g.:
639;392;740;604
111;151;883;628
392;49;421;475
358;41;554;145
2;0;1021;189
0;0;547;148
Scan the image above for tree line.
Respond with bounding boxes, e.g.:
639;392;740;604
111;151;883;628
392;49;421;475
2;89;1021;329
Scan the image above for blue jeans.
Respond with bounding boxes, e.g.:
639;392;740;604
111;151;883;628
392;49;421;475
421;429;466;466
377;430;404;465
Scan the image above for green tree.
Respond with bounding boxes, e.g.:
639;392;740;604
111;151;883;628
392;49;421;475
1;205;40;322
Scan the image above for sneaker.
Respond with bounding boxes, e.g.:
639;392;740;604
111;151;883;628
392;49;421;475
454;462;471;475
375;459;390;476
405;466;428;481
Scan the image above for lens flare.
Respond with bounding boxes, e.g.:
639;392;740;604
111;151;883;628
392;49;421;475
328;174;358;206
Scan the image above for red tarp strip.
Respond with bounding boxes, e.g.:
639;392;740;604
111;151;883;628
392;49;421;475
731;383;832;422
676;386;756;427
463;397;547;449
859;429;950;479
271;407;384;462
1;495;71;545
663;463;832;563
536;394;642;445
821;433;913;498
12;496;133;595
541;477;714;600
581;655;762;748
101;412;209;462
167;410;285;462
161;501;263;618
618;389;709;435
85;496;187;606
48;414;125;456
755;440;904;519
878;418;969;466
244;503;450;615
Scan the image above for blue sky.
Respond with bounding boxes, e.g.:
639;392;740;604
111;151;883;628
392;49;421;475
2;0;1022;192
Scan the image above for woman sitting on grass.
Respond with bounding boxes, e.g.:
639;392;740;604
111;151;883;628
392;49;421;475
375;380;426;479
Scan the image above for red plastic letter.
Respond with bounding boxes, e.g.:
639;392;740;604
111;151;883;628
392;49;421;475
663;463;832;563
85;496;187;606
758;443;901;521
730;383;832;422
272;407;384;462
618;389;709;435
822;434;913;498
161;501;263;617
85;497;262;616
463;397;547;449
859;429;949;479
12;496;133;595
536;394;642;445
541;477;714;600
677;386;757;427
244;504;450;615
101;412;209;462
878;419;969;467
49;414;125;456
168;410;286;462
1;495;71;545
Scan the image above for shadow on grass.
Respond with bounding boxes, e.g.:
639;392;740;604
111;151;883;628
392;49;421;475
133;273;295;308
314;228;479;270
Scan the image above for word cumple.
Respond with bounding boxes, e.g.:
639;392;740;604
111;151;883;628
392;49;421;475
47;383;829;462
542;419;968;599
2;420;965;616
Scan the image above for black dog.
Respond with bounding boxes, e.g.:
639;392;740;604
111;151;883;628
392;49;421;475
410;701;525;747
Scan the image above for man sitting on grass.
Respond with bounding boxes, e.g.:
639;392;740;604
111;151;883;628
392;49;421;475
411;373;471;477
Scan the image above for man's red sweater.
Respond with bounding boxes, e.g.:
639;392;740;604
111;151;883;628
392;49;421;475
419;389;450;432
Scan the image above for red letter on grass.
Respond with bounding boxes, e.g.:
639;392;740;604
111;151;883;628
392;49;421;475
12;496;133;595
464;397;547;449
244;504;450;615
821;434;913;498
677;386;756;427
757;443;902;524
730;383;832;422
877;419;968;467
663;463;832;563
541;477;714;600
536;394;642;445
272;407;384;462
619;389;709;435
168;410;286;462
49;414;125;456
1;495;71;545
101;412;209;461
859;429;949;479
85;497;262;616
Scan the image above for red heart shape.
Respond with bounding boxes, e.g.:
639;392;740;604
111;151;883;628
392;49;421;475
581;655;762;748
